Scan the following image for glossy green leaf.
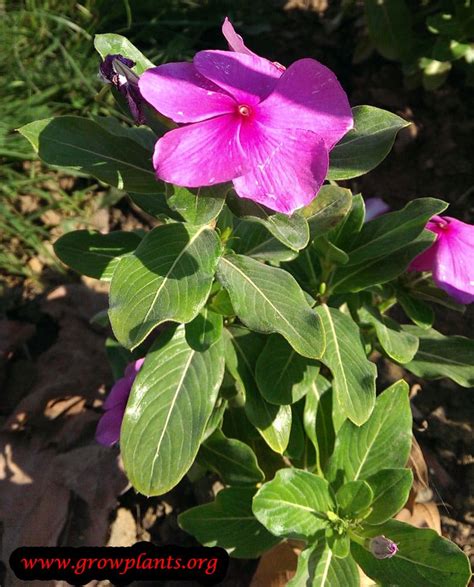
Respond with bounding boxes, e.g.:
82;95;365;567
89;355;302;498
227;196;310;251
94;33;154;74
304;376;336;472
54;230;141;280
179;487;279;558
253;469;334;540
232;219;297;262
302;186;353;238
364;0;414;61
327;531;351;559
121;325;225;495
403;326;474;387
217;253;325;359
109;223;221;349
365;468;413;525
129;192;180;220
185;308;222;351
344;199;448;266
288;542;359;587
224;327;292;453
328;106;410;180
336;480;373;517
255;335;320;405
331;231;437;293
19;117;158;193
93;116;157;151
359;306;419;363
353;520;471;587
165;184;227;225
327;380;412;484
315;305;376;426
198;429;264;486
329;194;365;251
396;289;434;329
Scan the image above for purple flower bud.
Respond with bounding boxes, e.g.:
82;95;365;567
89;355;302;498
96;358;145;446
99;54;146;125
369;535;398;559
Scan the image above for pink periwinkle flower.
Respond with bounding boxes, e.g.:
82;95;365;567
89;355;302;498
365;197;390;222
369;535;398;559
138;18;353;214
96;358;145;446
409;215;474;304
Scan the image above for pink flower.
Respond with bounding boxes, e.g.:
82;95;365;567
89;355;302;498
365;197;390;222
96;358;145;446
138;19;352;214
410;215;474;304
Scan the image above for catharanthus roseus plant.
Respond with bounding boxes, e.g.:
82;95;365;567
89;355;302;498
19;18;472;587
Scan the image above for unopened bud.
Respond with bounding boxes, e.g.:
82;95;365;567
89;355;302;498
369;535;398;559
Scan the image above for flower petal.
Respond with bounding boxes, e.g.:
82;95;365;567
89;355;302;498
194;50;281;105
365;197;390;222
96;407;124;446
139;62;235;123
153;114;248;187
409;242;438;272
102;376;132;411
257;58;353;149
222;17;256;56
233;122;328;214
432;217;474;304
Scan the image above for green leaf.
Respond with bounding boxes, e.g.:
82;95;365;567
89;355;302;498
227;195;309;251
109;223;221;349
331;231;437;293
255;335;320;405
224;327;292;453
19;117;158;193
232;219;297;262
92;116;157;151
53;230;141;280
105;337;133;381
304;376;336;472
121;325;225;495
344;199;448;267
353;520;471;587
336;481;373;517
359;306;419;363
198;429;264;486
328;106;410;180
217;253;325;359
365;468;413;525
329;194;365;251
165;184;227;225
327;531;351;559
253;469;334;540
94;33;154;74
364;0;414;61
185;308;222;351
327;380;412;484
288;542;359;586
302;186;353;238
402;326;474;387
179;487;279;558
315;305;376;426
396;289;434;329
129;192;180;220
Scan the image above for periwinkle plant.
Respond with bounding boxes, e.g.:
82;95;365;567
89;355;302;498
19;18;472;587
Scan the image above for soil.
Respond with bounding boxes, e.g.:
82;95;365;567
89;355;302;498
0;3;472;585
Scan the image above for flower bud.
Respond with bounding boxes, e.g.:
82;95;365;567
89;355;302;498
369;535;398;559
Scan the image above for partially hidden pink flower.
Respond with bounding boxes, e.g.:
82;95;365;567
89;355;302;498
369;535;398;559
365;197;390;222
96;358;145;446
410;215;474;304
138;18;353;214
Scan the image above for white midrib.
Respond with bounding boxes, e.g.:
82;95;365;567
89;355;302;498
148;349;195;489
319;549;333;586
322;305;351;408
142;226;207;327
221;256;302;342
46;136;156;175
